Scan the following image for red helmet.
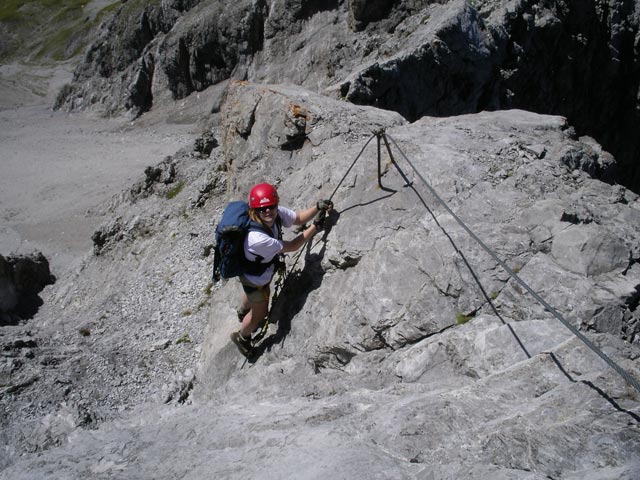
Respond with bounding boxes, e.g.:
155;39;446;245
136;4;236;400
249;183;279;208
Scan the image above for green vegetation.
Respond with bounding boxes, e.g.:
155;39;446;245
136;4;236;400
166;181;185;199
456;313;473;325
197;298;208;310
36;25;82;61
120;0;160;16
0;0;77;23
176;333;192;345
0;0;92;31
0;0;22;22
0;0;119;62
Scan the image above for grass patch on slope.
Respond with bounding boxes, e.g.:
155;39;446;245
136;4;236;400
0;0;90;25
0;0;119;62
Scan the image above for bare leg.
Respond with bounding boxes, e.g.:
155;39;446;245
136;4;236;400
239;300;269;338
239;293;251;312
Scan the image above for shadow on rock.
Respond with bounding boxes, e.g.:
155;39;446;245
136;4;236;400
0;252;56;326
339;191;397;216
545;351;640;423
248;193;398;361
249;213;337;360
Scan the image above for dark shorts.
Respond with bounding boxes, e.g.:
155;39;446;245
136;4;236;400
239;275;271;304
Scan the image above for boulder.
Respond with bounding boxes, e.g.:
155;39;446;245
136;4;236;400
0;252;55;324
551;224;629;277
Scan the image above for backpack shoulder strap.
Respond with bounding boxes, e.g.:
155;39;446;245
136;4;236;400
245;219;283;267
248;220;276;238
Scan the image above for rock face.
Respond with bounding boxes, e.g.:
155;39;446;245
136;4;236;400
0;252;55;325
2;0;640;477
3;80;639;478
54;0;640;192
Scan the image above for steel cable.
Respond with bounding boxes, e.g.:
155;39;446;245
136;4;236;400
384;132;640;394
329;134;377;201
268;134;376;327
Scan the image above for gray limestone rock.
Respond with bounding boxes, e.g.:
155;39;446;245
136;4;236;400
348;0;396;31
3;84;640;477
0;252;55;324
52;0;640;191
3;0;640;475
550;224;630;277
0;256;18;315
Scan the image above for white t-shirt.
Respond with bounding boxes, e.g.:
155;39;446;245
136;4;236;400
243;206;297;286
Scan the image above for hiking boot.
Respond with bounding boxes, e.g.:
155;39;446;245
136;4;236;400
230;331;252;356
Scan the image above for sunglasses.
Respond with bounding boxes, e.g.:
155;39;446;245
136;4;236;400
257;205;277;213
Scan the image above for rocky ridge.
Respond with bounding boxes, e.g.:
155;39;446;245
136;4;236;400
1;0;640;478
56;0;640;192
2;79;640;478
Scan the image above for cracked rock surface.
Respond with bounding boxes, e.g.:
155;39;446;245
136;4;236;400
4;81;639;478
2;1;640;477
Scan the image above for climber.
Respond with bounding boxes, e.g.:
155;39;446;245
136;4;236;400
230;182;333;356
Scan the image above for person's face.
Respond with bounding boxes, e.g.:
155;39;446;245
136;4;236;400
257;205;277;225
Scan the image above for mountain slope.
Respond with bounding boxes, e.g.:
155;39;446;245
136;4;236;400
50;0;640;192
2;0;640;477
2;81;639;477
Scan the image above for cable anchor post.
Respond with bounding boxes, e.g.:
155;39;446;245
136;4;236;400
374;129;394;192
381;132;412;188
